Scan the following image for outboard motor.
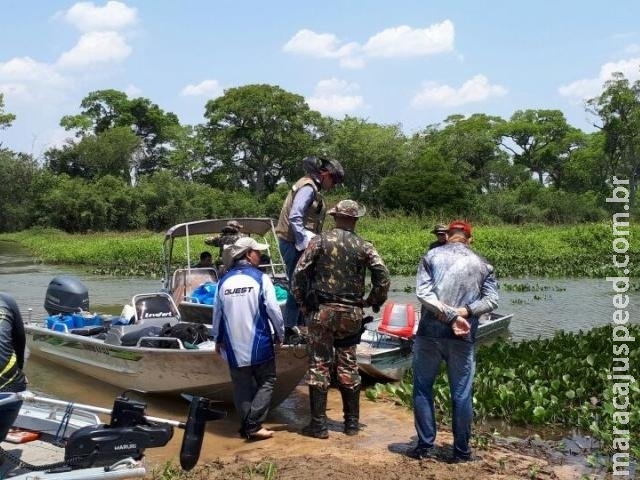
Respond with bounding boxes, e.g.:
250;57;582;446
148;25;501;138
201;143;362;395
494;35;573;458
44;275;89;315
64;394;173;468
180;396;226;470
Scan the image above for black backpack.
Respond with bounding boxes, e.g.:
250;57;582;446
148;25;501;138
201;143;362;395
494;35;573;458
160;322;210;346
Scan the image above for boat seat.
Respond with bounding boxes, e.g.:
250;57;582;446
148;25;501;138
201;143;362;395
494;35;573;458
170;268;218;305
104;317;179;346
70;325;107;336
377;303;416;340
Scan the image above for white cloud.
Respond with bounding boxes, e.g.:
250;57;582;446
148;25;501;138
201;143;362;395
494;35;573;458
283;29;342;57
180;79;223;97
307;78;365;115
283;20;455;68
56;31;132;69
124;84;142;97
411;74;507;108
40;127;74;150
363;20;455;58
623;44;640;55
0;57;70;101
0;57;64;83
559;56;640;101
283;29;363;68
61;1;137;32
0;83;30;100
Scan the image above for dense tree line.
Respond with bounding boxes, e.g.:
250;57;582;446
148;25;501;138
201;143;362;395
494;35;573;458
0;71;638;234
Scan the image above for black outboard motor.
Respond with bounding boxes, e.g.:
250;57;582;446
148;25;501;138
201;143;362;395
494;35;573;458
44;275;89;315
64;394;173;468
180;396;226;470
63;393;225;470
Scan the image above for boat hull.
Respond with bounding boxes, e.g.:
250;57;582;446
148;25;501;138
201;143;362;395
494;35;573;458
25;325;307;405
356;312;512;381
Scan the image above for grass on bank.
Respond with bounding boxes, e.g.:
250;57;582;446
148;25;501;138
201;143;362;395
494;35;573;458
1;220;638;278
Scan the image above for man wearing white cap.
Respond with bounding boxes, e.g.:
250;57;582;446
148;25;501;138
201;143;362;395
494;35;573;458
212;237;285;441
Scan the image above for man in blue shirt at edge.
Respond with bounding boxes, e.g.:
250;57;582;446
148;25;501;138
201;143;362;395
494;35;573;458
275;156;345;343
212;237;285;441
410;220;499;463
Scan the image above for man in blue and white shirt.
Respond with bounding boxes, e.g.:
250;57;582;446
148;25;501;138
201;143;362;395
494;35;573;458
212;237;285;441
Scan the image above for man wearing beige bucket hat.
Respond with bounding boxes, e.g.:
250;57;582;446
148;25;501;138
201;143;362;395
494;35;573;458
205;220;245;258
292;199;389;439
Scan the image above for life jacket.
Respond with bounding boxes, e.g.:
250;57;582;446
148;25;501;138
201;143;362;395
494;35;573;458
276;176;326;242
0;302;26;393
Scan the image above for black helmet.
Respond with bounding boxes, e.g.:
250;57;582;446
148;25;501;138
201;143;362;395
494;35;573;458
302;155;322;175
322;158;344;184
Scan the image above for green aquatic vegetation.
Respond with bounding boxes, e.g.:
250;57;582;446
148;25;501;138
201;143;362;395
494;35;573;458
1;220;639;277
366;324;640;459
501;282;566;292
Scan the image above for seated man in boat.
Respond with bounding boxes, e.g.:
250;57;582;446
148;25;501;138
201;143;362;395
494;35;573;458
193;251;213;268
0;292;27;441
428;223;448;250
212;237;285;441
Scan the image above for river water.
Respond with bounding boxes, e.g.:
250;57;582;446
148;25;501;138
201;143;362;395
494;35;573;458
1;240;638;465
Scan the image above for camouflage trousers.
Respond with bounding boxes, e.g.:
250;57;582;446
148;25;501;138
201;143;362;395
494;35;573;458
305;303;362;390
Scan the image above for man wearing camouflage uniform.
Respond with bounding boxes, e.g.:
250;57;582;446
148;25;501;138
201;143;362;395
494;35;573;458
292;199;390;438
205;220;245;258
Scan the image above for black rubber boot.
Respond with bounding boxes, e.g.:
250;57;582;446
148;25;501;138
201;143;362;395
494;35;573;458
340;385;360;435
301;386;329;439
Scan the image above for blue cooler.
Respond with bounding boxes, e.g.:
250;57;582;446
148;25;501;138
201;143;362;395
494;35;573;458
72;313;102;328
46;314;75;332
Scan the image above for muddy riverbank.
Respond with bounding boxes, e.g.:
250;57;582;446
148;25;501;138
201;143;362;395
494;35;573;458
143;384;599;480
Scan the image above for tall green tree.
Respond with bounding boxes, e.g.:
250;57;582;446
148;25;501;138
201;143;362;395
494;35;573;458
325;117;406;202
202;84;326;196
0;93;16;149
166;125;208;181
0;93;16;133
377;151;474;214
555;131;608;194
58;90;181;181
498;109;581;185
587;72;640;211
412;114;506;193
45;127;140;181
0;150;39;232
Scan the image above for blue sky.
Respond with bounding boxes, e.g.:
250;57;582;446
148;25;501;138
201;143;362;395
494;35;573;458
1;1;639;158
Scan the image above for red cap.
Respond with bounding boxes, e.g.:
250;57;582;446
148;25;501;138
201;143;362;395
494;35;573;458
448;220;472;237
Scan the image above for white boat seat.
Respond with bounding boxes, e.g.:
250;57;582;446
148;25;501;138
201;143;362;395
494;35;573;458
170;268;218;305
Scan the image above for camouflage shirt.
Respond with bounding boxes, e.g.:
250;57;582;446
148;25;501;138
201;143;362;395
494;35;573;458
292;227;390;308
205;232;245;257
